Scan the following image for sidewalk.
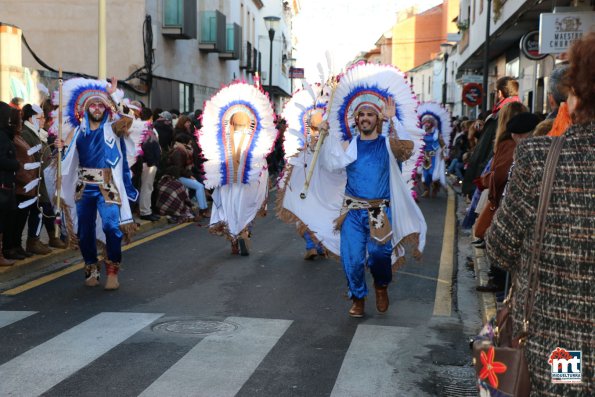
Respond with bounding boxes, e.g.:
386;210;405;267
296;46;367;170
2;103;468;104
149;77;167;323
0;215;178;292
449;177;497;324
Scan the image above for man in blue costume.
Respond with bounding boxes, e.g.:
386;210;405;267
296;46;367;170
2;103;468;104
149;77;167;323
320;98;424;317
420;114;445;198
57;78;138;290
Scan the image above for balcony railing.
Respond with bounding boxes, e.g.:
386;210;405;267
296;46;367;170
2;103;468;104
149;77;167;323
219;23;241;60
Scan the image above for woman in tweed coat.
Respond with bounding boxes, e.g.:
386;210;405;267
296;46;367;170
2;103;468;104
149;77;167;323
486;33;594;396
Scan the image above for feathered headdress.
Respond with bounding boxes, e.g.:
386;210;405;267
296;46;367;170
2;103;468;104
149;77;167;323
200;82;277;189
61;77;118;129
417;102;452;146
280;82;330;159
329;63;420;141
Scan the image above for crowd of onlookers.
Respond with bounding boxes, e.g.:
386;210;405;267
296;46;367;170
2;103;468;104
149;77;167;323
0;95;286;266
447;33;593;395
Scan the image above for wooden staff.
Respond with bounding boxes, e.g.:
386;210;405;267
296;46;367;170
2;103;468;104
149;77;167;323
54;69;63;238
300;78;337;199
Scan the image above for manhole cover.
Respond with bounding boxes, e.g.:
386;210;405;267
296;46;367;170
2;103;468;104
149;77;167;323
152;319;240;336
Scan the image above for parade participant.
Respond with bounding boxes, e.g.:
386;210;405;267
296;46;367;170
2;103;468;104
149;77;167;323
276;83;342;260
417;102;451;198
200;82;277;256
318;63;427;317
57;77;138;290
20;104;66;251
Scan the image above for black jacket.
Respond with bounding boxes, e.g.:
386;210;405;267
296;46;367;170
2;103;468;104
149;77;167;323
462;115;497;196
0;127;19;187
141;132;162;167
154;120;174;150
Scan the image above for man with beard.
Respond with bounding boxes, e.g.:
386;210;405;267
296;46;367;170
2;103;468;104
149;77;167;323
57;78;137;290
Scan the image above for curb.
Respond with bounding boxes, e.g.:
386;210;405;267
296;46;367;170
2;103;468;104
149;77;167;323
473;247;497;324
0;216;171;291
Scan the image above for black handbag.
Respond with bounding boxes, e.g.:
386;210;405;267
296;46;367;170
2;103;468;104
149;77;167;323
472;136;565;396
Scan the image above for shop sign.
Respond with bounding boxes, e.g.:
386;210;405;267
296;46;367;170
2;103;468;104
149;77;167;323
539;12;595;54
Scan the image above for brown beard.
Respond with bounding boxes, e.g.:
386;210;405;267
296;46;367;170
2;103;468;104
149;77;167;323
87;109;106;123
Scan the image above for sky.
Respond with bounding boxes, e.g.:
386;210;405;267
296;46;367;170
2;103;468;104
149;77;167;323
293;0;442;83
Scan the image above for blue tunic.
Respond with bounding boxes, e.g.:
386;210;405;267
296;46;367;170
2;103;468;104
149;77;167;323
422;132;441;185
77;128;109;168
346;136;390;199
341;135;393;299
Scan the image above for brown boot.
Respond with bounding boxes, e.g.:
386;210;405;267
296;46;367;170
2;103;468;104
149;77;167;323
238;231;250;256
349;298;365;318
48;237;67;249
0;234;16;266
84;263;100;287
104;260;120;290
26;238;52;255
431;182;440;198
303;248;317;260
231;240;240;255
374;284;389;313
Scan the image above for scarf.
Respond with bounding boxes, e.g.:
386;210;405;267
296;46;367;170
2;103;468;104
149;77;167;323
492;96;520;114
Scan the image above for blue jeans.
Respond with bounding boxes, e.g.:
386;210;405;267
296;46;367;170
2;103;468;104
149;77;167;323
178;177;208;210
340;208;393;299
447;158;464;180
76;185;123;265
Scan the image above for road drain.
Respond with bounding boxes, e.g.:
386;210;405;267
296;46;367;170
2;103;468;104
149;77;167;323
152;319;240;336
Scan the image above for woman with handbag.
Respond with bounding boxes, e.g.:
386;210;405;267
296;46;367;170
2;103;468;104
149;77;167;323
485;33;595;396
0;102;20;266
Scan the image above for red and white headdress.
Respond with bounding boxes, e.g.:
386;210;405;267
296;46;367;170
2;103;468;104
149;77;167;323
61;78;118;129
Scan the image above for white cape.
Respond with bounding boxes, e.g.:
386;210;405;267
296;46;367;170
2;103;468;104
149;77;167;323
277;150;345;256
209;170;269;238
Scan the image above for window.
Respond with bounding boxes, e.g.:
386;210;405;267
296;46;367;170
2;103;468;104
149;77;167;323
179;82;192;113
220;23;242;60
162;0;197;39
199;10;226;52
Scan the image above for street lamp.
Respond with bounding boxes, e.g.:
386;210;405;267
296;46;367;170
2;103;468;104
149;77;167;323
287;57;296;94
264;16;280;96
440;43;453;106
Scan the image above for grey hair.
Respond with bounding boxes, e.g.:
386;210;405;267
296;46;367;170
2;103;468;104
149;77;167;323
548;65;569;105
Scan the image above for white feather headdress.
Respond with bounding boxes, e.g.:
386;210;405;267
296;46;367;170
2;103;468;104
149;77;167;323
417;102;452;146
329;63;420;141
200;82;277;189
280;83;330;159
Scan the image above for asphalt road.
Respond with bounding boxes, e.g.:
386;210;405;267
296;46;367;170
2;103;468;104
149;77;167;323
0;191;479;397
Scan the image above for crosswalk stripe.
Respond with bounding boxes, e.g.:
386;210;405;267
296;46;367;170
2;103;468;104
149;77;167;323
0;312;163;397
0;310;37;329
139;317;293;397
330;324;410;397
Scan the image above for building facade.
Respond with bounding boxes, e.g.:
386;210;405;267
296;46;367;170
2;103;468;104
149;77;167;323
0;0;296;113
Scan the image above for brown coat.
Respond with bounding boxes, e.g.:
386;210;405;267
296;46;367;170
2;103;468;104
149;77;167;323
486;121;595;396
13;134;38;197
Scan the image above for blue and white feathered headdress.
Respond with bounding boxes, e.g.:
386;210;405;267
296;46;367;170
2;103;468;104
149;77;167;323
280;82;330;159
417;102;452;146
329;63;420;141
61;77;119;130
200;82;277;189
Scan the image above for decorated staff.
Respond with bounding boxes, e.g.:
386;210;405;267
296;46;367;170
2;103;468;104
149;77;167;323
200;81;277;256
55;69;63;238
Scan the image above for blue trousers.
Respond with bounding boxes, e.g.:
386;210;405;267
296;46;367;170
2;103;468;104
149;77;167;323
340;208;393;299
76;185;122;265
304;231;324;254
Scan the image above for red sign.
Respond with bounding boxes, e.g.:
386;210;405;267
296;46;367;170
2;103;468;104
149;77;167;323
462;83;483;107
289;67;304;79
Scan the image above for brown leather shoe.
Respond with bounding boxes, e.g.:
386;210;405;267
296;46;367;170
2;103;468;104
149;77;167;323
49;237;67;249
84;263;100;287
303;248;317;260
26;238;52;255
349;298;365;318
374;285;389;313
